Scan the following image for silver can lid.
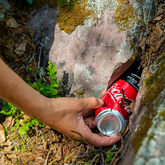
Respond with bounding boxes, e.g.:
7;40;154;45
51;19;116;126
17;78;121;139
95;109;125;136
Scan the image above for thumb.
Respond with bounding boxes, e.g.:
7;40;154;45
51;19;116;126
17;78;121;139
81;97;104;117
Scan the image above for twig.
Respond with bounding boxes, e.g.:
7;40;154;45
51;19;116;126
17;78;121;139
100;152;105;165
142;0;154;55
38;43;43;69
70;130;117;165
26;54;34;69
109;131;123;165
90;154;100;165
71;130;94;151
44;149;51;165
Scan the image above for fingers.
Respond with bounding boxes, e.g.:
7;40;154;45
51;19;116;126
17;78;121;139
80;117;121;147
81;97;104;116
85;133;121;147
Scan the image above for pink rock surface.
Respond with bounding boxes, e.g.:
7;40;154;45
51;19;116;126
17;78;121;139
49;8;133;97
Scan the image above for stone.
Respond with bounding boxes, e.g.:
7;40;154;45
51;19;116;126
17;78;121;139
28;0;157;98
28;5;59;68
28;0;156;97
119;54;165;165
48;0;156;98
0;124;6;143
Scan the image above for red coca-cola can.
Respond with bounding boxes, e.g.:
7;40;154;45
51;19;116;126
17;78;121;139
95;73;140;136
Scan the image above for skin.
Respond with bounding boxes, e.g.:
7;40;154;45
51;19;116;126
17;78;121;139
0;59;120;147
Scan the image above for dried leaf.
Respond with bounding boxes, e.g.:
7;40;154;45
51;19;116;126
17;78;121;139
122;125;129;136
23;114;31;122
156;8;165;16
149;35;158;45
0;140;12;151
0;155;11;164
153;25;163;38
112;157;120;165
26;42;36;54
63;146;70;157
14;41;27;55
130;102;135;113
11;27;23;35
153;15;162;21
138;37;146;50
55;147;62;160
2;116;13;128
0;124;6;143
151;37;165;52
6;17;19;28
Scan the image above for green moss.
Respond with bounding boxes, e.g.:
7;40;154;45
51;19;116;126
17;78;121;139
157;51;165;63
143;61;165;108
131;52;165;154
159;109;165;121
58;0;77;12
131;108;157;154
74;87;85;99
57;0;95;34
113;0;135;31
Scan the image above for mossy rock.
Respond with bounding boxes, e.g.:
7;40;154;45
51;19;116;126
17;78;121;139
57;0;95;34
131;52;165;154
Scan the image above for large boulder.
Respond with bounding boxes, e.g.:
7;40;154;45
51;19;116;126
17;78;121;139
48;0;156;97
119;54;165;164
28;0;157;97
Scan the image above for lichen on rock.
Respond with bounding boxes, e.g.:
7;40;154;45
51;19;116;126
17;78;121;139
57;0;96;34
131;52;165;164
114;0;135;31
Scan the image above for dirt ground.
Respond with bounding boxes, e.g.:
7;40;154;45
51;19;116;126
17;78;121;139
0;0;165;165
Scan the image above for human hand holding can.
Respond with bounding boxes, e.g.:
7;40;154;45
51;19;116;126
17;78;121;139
95;73;140;136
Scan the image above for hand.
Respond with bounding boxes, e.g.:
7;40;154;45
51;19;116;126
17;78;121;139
44;97;121;147
0;59;120;147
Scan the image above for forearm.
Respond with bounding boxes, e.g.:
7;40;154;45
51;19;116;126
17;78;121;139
0;59;51;121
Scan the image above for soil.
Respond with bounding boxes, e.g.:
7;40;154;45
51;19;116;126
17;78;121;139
0;0;165;165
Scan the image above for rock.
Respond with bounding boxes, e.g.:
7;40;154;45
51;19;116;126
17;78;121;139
28;1;157;97
0;124;6;143
47;0;156;97
119;54;165;165
28;5;59;68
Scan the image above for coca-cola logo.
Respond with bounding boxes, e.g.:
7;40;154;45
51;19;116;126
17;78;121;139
122;100;130;113
108;83;123;103
108;83;131;113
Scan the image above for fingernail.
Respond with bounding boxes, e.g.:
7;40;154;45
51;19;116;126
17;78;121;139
99;99;104;105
